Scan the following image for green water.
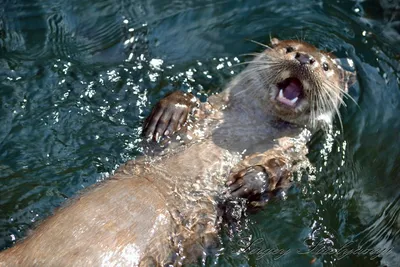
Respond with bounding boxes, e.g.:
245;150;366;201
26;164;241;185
0;0;399;266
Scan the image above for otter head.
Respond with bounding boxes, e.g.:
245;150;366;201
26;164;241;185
249;38;357;128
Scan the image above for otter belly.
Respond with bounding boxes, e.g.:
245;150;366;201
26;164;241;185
0;37;356;266
0;140;241;266
0;178;170;266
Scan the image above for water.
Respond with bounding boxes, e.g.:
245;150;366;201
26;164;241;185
0;0;399;266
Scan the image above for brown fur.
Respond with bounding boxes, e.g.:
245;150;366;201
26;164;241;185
0;39;355;266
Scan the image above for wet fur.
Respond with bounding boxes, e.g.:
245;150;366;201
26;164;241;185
0;39;356;266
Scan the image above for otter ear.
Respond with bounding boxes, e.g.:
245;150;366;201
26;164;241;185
333;58;357;91
271;38;280;47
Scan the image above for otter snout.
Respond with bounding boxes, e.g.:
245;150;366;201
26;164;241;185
295;52;315;65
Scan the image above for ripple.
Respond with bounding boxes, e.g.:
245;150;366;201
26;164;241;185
0;1;400;266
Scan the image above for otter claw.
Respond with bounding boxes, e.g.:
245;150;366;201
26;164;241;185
228;166;268;199
154;132;160;143
143;91;197;142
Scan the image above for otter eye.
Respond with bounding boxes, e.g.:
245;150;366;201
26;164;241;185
286;46;295;53
323;62;329;71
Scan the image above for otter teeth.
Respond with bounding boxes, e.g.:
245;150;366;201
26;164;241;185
290;97;298;104
279;89;284;99
278;89;299;107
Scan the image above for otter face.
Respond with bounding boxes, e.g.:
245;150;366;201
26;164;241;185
250;38;356;128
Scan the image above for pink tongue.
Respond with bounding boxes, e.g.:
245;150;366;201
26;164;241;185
283;80;302;100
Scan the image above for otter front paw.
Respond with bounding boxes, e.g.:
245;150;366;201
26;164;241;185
227;165;268;205
226;164;290;208
143;91;198;141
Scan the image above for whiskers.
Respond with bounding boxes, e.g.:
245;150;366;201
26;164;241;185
233;38;280;68
310;77;358;132
226;40;358;133
233;56;285;98
232;39;277;68
230;48;283;98
248;39;273;50
233;64;277;97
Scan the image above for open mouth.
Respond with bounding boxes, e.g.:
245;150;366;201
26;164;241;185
276;78;304;107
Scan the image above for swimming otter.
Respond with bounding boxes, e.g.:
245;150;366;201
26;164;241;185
0;38;356;266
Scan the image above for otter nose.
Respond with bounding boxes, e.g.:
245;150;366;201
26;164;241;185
295;52;315;65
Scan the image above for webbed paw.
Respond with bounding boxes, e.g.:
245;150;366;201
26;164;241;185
226;163;291;209
143;91;198;141
227;166;269;205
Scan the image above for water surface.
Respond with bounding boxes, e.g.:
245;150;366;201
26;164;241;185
0;0;399;266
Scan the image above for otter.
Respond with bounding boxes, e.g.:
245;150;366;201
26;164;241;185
0;38;356;266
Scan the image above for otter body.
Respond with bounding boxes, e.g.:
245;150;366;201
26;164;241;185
0;39;356;266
